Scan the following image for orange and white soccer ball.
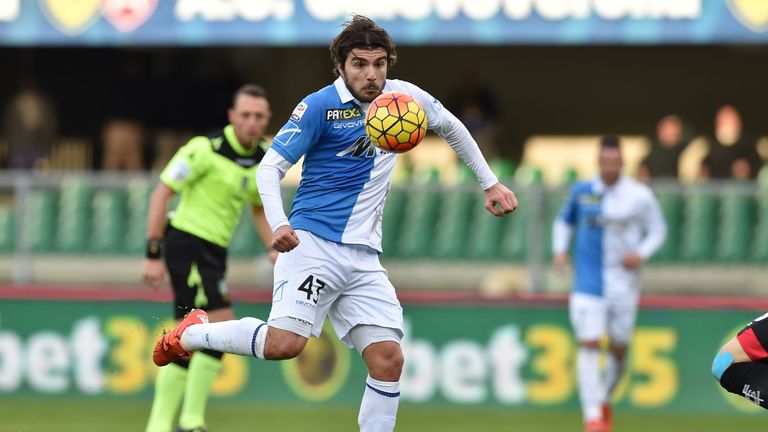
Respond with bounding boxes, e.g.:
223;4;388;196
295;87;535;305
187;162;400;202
365;91;427;153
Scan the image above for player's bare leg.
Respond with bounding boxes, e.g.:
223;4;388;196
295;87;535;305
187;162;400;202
359;340;404;432
601;343;627;432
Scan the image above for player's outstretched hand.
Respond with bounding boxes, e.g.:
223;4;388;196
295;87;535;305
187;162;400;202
484;183;518;217
272;225;300;253
142;258;167;290
552;252;570;274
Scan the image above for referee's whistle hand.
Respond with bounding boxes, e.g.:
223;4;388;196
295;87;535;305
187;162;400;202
142;259;167;290
272;225;300;253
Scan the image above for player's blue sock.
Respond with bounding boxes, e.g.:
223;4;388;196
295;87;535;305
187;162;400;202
358;375;399;432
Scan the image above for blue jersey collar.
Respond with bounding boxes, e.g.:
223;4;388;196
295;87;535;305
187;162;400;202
334;77;360;105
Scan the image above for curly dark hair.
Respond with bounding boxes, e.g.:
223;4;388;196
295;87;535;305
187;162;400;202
329;15;397;77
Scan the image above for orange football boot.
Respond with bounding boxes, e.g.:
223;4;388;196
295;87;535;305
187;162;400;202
153;309;209;366
585;419;609;432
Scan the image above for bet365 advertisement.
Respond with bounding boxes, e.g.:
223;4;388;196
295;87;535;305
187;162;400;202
0;297;761;413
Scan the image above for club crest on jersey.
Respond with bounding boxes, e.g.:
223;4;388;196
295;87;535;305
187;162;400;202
325;108;362;121
290;102;308;122
336;136;378;158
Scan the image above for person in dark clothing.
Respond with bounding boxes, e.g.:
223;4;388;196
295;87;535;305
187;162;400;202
699;105;762;180
637;114;689;181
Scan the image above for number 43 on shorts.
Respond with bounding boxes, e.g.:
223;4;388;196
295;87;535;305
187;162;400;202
297;275;326;304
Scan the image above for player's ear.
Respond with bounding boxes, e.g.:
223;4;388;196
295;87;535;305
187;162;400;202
337;64;345;78
227;107;236;123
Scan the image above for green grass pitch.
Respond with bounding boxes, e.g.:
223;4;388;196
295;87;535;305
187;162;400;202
1;399;765;432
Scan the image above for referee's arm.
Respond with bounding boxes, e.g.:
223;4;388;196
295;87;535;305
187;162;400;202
251;204;278;263
141;182;175;289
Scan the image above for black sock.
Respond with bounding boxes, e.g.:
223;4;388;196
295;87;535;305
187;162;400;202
201;349;224;360
171;357;191;369
720;362;768;408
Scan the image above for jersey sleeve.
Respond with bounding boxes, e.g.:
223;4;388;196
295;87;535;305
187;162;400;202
636;187;667;260
558;184;581;225
392;80;498;189
393;80;445;132
270;97;324;164
159;137;211;192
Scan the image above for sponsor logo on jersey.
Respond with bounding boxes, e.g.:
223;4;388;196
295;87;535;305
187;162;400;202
578;194;602;205
101;0;158;33
40;0;101;35
332;118;365;129
727;0;768;32
336;136;378;158
325;108;362;121
295;299;316;309
290;102;308;121
274;121;302;146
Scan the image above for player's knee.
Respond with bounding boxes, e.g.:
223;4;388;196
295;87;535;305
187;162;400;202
364;343;404;381
609;344;627;359
712;350;735;382
264;328;307;360
579;340;601;349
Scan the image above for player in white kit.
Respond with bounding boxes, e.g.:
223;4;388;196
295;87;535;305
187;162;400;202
152;15;518;432
552;136;666;432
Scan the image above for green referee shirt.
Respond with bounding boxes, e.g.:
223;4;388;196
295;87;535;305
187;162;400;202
160;125;269;247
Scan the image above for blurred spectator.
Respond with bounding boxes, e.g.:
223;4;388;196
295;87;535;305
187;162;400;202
447;71;500;161
699;105;762;180
2;78;58;170
100;119;145;171
637;114;689;181
100;56;148;171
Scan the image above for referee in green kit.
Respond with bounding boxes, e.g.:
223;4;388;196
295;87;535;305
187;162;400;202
142;84;276;432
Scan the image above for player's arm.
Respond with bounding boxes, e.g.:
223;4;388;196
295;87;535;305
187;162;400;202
626;189;667;269
251;204;278;263
257;98;323;252
408;84;516;216
255;148;299;253
142;182;175;289
552;186;578;273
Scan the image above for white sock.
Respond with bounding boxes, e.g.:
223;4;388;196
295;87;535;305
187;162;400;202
180;317;268;359
604;353;625;404
358;375;400;432
577;347;603;422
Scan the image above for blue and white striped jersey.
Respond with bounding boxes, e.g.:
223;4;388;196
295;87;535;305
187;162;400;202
553;176;667;297
269;77;494;252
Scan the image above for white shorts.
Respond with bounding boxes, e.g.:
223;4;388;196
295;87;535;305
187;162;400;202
268;230;404;347
569;291;638;345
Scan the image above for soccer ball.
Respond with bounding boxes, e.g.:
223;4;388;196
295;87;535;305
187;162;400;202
365;91;427;153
